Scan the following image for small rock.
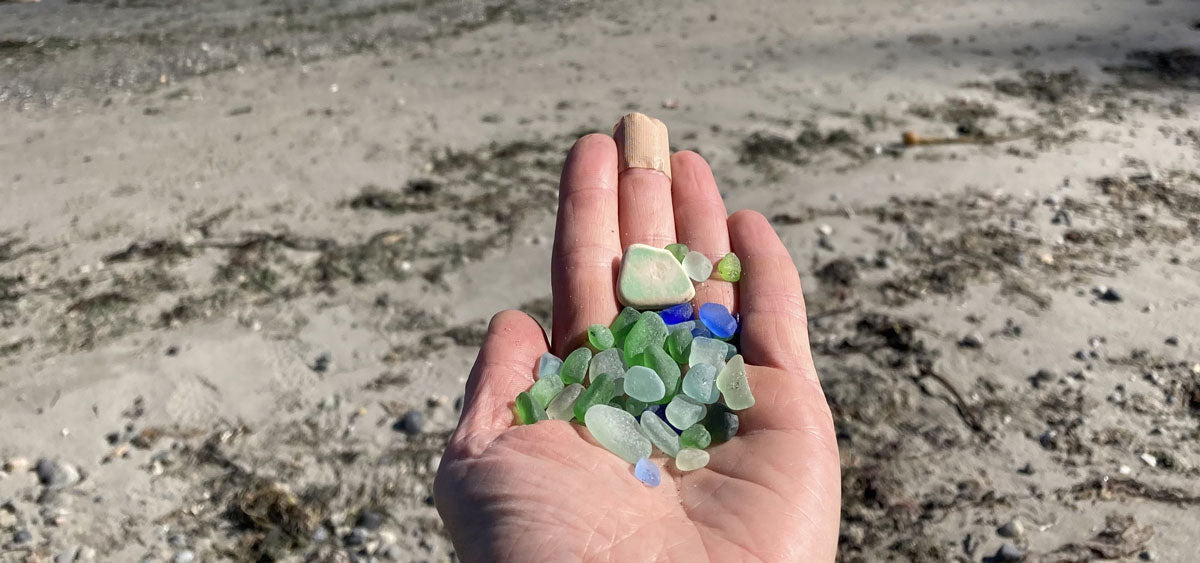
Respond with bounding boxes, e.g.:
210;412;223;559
173;550;195;563
77;547;97;562
13;529;33;545
1073;349;1089;361
1098;287;1122;302
453;396;464;411
995;543;1024;562
1140;550;1157;561
312;353;332;373
1017;462;1035;475
1140;452;1157;467
54;547;80;563
393;410;424;435
35;458;80;488
1039;430;1058;450
4;457;29;473
344;527;368;546
311;527;329;542
1030;369;1056;388
1164;336;1179;346
355;511;384;530
165;345;179;356
426;395;449;408
997;517;1024;538
958;333;984;349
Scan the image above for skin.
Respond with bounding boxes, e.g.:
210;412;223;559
434;134;841;562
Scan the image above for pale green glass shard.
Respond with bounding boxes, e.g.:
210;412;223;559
666;328;693;364
637;346;680;404
621;397;649;417
623;311;669;365
589;348;625;382
665;395;706;430
688;337;727;371
546;383;584;421
623;365;665;402
680;424;711;449
588;324;615;350
682;363;720;404
724;341;737;361
682;250;713;282
561;347;592;385
573;373;616;422
665;243;689;263
668;320;696;334
529;373;564;408
609;307;641;349
584;404;652;463
716;252;742;282
616;244;695;308
639;410;681;457
716;354;755;410
675;448;710;471
514;392;546;425
537;353;563;380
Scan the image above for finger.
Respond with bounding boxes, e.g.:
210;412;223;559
727;210;818;379
614;113;676;249
550;134;622;355
454;310;550;447
670;150;735;311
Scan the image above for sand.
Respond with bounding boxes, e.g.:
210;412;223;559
1;0;1199;561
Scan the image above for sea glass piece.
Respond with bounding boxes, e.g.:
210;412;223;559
634;457;661;487
691;324;712;339
688;337;727;371
537;353;563;380
669;320;695;334
665;243;689;263
561;347;592;385
675;448;710;471
609;307;641;349
546;383;584;421
682;251;713;282
716;354;755;410
666;328;693;364
623;311;669;365
665;395;706;430
702;403;739;443
637;347;681;404
659;302;693;325
588;324;615;350
623;365;665;402
680;424;712;449
698;303;738;339
716;252;742;282
682;363;720;404
514;392;545;425
574;373;617;421
616;244;695;308
589;348;625;382
639;410;681;457
621;397;649;417
584;404;652;463
529;373;564;408
724;341;737;360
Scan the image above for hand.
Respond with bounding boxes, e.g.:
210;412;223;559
434;127;841;562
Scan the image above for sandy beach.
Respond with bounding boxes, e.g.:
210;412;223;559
2;0;1199;560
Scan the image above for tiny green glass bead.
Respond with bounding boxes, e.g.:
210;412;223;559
609;307;641;349
588;324;615;350
514;391;546;425
529;373;564;408
573;373;617;421
680;424;712;449
716;252;742;282
561;347;592;385
666;328;693;364
665;243;689;263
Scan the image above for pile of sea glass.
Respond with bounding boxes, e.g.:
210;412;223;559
513;243;755;487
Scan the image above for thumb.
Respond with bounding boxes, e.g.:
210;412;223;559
452;309;549;448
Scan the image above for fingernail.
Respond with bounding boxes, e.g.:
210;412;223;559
613;112;671;179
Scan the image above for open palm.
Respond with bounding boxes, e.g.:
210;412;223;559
434;125;841;561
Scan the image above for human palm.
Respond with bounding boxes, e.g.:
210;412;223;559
435;125;841;561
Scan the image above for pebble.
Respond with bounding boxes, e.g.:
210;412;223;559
994;543;1024;562
1139;550;1157;561
682;363;720;404
173;550;196;563
697;303;738;339
958;333;983;348
393;410;424;435
1098;287;1123;302
1164;336;1179;346
716;355;755;410
997;517;1024;538
1039;430;1058;450
639;411;681;457
633;458;661;487
665;395;706;430
54;547;79;563
617;244;695;308
356;511;384;530
1030;369;1057;388
702;403;740;443
3;457;28;474
675;448;710;471
1017;462;1035;475
13;529;32;545
682;251;713;282
344;527;368;546
312;352;332;373
584;404;652;463
35;458;80;488
623;366;666;402
545;384;584;421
